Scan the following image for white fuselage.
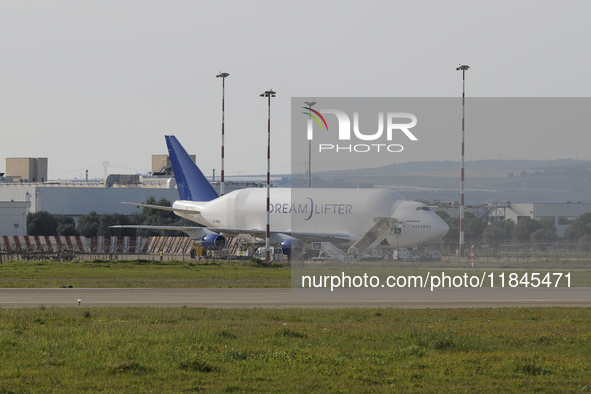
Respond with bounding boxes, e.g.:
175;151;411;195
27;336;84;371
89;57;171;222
172;188;448;248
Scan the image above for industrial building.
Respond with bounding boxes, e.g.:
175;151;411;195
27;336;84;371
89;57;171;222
5;157;48;183
432;201;591;237
498;202;591;237
0;201;30;236
0;177;264;224
0;156;265;231
151;154;196;175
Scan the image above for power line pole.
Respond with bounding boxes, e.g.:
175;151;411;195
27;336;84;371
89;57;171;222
216;72;230;196
260;89;276;263
456;64;470;258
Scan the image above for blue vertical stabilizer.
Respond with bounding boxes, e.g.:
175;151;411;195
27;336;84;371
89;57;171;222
165;135;219;202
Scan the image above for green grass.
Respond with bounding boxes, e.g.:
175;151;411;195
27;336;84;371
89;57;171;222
1;307;591;392
2;259;591;288
0;259;291;288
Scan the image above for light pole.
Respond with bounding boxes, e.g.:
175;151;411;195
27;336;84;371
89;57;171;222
304;100;316;188
216;72;230;196
456;64;470;258
260;89;276;263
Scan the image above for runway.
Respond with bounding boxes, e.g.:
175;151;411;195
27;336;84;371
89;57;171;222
1;287;590;308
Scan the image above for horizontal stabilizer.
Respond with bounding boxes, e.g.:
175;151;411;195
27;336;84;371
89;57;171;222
110;225;209;240
122;202;200;215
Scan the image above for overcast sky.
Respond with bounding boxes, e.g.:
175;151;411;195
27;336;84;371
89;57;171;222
1;1;589;180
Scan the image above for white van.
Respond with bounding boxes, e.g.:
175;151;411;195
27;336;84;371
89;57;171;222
253;247;284;261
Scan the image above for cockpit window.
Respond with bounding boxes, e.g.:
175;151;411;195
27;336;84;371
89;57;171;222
415;206;431;211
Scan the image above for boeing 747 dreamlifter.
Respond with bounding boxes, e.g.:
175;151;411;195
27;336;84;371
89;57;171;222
114;136;448;259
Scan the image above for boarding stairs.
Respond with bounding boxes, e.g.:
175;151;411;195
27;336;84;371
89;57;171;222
347;217;400;261
315;242;352;262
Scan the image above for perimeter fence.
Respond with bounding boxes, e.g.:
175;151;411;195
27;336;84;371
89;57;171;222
434;240;591;267
2;235;591;267
0;235;244;263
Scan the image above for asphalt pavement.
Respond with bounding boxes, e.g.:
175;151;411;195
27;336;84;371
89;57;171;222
1;287;590;308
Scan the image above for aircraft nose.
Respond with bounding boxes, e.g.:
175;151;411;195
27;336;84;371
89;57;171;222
433;215;449;241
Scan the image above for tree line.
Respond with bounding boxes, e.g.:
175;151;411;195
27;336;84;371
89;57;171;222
27;197;192;237
25;198;591;243
435;211;565;244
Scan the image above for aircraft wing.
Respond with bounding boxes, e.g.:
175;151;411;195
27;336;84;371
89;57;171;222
121;202;201;215
208;227;352;244
109;225;209;239
111;225;351;244
111;225;203;231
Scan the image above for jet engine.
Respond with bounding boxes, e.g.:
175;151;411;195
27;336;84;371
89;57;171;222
195;233;226;250
280;238;304;257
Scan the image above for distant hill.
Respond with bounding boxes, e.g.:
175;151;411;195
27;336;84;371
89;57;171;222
283;159;591;204
320;159;588;175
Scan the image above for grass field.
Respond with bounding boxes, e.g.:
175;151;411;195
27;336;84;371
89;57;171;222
1;259;590;289
1;307;591;393
0;259;291;288
1;260;591;392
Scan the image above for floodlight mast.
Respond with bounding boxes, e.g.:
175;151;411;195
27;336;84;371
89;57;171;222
304;100;316;188
216;72;230;196
456;64;470;258
260;89;276;263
